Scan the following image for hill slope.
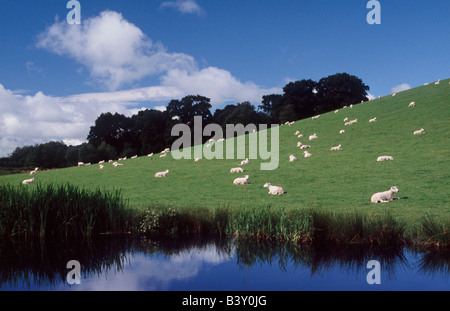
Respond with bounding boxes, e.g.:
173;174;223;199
1;79;449;227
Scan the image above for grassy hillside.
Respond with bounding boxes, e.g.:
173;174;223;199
1;79;449;232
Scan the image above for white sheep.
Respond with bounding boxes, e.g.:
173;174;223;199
148;153;153;157
297;142;303;147
233;175;249;185
99;164;105;169
339;130;345;134
343;117;349;122
77;162;85;167
289;155;297;162
303;151;312;158
113;162;123;167
99;160;105;164
230;167;244;173
160;153;167;158
330;144;342;151
312;115;320;120
300;144;311;149
377;156;393;162
309;133;318;141
371;186;399;203
413;128;425;135
295;130;300;135
335;109;339;113
131;155;138;159
194;157;200;162
240;158;249;165
298;134;303;138
409;102;415;107
263;183;284;195
369;117;377;123
155;169;169;178
435;80;440;85
22;178;34;185
30;170;37;176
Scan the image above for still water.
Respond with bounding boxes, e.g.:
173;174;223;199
0;235;448;291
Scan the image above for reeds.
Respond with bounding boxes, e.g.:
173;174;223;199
0;183;135;239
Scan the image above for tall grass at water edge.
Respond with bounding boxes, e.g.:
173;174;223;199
0;183;134;239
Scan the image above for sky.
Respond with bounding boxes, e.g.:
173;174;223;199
0;0;449;157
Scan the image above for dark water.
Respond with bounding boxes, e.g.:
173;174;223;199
0;235;448;291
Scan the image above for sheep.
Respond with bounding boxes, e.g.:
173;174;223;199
335;109;339;113
233;175;249;185
230;167;244;173
435;79;440;85
392;93;396;97
413;128;425;135
309;133;318;141
113;162;123;167
303;151;312;158
194;157;200;162
350;104;353;108
312;115;320;120
339;130;345;134
263;183;284;195
343;117;349;122
289;155;297;162
131;155;138;159
99;160;105;164
240;158;249;165
30;170;37;176
155;169;169;178
22;178;35;185
99;164;105;169
371;186;399;203
160;153;167;158
409;102;415;107
295;130;300;135
77;162;85;167
217;138;225;142
369;117;377;123
377;155;393;162
330;144;342;151
297;134;303;138
300;144;311;149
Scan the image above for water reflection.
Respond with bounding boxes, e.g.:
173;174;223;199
0;235;448;290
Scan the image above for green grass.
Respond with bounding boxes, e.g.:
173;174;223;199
1;78;449;245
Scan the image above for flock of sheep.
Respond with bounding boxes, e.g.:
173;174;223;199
21;80;445;205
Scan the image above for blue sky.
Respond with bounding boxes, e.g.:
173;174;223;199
0;0;449;156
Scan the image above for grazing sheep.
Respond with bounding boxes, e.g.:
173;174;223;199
289;155;297;162
343;117;349;122
148;153;153;157
194;157;200;162
30;170;37;176
240;158;249;165
233;175;249;185
312;115;320;120
300;144;311;149
435;80;440;85
160;153;167;158
295;130;300;135
77;162;85;167
339;130;345;134
369;117;377;123
113;162;123;167
377;156;393;162
155;169;169;178
309;133;318;141
413;128;425;135
131;155;138;159
263;183;285;195
303;151;312;158
22;178;34;185
230;167;244;173
335;109;339;113
409;102;415;107
330;144;342;151
392;93;396;97
99;164;105;169
99;160;105;164
371;186;399;203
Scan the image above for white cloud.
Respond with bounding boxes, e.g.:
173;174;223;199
36;11;196;91
391;83;411;94
160;0;204;16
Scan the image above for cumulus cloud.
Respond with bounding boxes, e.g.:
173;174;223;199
160;0;204;15
36;11;196;91
391;83;411;94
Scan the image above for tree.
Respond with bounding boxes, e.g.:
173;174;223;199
166;95;213;127
315;73;369;113
132;109;172;154
281;79;318;121
259;94;283;124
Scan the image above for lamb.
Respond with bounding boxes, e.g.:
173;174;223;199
303;151;312;158
409;102;415;107
377;155;393;162
155;169;169;178
22;178;34;185
240;158;249;165
230;167;244;173
330;144;342;151
413;128;425;135
309;133;318;141
289;155;297;162
263;183;284;195
369;117;377;123
233;175;249;185
371;186;399;203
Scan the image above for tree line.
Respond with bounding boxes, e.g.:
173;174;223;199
0;73;369;170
